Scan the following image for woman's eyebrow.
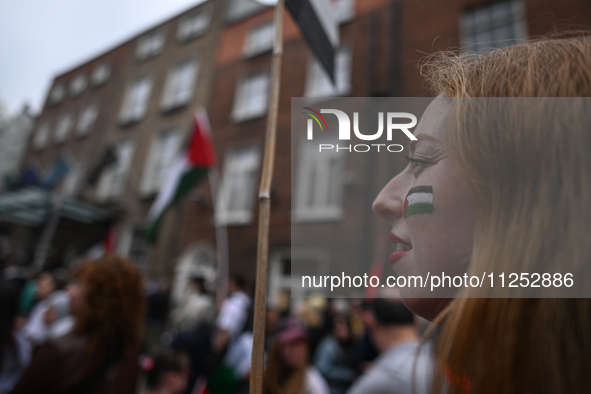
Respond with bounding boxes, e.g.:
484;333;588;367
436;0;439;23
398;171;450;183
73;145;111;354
410;134;442;154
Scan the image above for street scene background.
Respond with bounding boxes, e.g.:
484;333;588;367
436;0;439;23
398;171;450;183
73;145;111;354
1;0;591;393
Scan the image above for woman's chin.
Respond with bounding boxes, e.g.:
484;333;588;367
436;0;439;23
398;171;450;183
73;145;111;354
401;296;450;322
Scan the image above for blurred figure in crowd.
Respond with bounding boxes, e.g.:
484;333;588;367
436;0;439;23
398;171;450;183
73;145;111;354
263;319;329;394
348;301;379;375
313;313;356;394
346;298;433;394
0;281;30;393
11;254;145;393
168;277;215;394
265;306;281;351
17;268;36;316
170;276;214;332
299;296;330;358
169;324;213;394
141;347;190;394
146;279;171;338
22;268;68;347
43;290;75;339
213;275;251;352
209;275;253;394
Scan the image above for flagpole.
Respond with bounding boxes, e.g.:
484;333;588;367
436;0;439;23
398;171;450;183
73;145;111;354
251;0;284;393
208;167;229;305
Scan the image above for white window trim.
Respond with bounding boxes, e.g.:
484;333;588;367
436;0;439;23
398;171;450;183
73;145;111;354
91;63;111;87
231;72;270;123
96;140;136;201
136;29;167;61
49;84;65;105
119;76;154;125
243;21;274;58
160;58;200;112
33;122;51;151
225;0;267;23
69;74;87;97
54;112;75;145
284;248;331;301
60;153;84;197
177;8;212;42
292;137;346;222
140;128;182;197
117;222;153;273
215;145;261;226
76;104;98;137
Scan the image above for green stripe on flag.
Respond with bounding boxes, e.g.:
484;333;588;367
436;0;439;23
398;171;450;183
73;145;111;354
404;202;434;219
146;167;209;244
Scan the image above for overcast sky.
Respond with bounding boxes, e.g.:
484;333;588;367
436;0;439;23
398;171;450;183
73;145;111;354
0;0;209;117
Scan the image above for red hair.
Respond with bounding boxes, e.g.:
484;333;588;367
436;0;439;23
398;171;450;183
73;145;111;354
74;254;145;362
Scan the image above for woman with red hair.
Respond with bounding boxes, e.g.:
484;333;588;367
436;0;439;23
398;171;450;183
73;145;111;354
372;35;591;393
12;254;146;393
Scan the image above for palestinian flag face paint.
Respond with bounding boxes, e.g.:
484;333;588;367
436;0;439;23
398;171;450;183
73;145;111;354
403;186;434;219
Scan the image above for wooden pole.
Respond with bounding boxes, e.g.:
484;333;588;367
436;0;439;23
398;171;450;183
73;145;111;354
250;0;284;393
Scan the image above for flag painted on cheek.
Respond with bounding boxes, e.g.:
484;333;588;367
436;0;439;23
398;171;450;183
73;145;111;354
403;186;434;219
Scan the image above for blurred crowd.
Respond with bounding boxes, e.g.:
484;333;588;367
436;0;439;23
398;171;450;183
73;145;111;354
0;255;435;394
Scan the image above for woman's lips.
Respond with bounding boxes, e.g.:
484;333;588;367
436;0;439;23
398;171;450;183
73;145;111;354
389;249;411;264
389;232;412;264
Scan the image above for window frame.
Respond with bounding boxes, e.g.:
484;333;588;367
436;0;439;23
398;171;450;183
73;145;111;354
76;104;99;137
118;222;153;273
231;71;270;122
160;58;200;112
140;127;182;197
49;84;65;105
136;29;167;61
96;139;136;201
69;74;87;97
33;121;51;151
54;112;75;145
243;21;274;58
292;136;346;222
177;7;212;42
224;0;267;23
91;63;111;87
60;154;84;196
459;0;527;53
119;75;154;125
215;144;261;226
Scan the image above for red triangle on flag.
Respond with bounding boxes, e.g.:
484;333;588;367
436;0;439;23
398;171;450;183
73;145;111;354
188;108;217;168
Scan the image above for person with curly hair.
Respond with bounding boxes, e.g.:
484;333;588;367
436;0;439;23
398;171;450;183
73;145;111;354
11;254;146;394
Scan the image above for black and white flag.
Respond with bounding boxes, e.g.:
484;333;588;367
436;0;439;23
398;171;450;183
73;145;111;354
285;0;339;82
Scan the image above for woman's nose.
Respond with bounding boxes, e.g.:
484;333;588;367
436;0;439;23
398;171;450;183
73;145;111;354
372;173;408;223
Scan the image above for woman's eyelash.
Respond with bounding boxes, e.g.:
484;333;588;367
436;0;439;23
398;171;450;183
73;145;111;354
404;154;429;166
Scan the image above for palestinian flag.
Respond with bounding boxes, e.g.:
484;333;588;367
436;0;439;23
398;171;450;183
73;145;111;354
146;108;216;243
403;186;434;219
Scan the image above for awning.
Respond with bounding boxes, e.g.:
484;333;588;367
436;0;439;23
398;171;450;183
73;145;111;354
0;187;114;227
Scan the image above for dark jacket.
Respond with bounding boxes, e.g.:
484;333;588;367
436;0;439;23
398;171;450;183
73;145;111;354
10;333;139;394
